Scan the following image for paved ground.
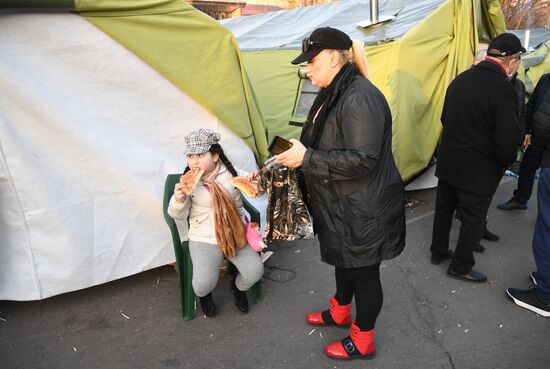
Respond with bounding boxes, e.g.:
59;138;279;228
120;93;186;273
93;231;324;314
1;178;549;369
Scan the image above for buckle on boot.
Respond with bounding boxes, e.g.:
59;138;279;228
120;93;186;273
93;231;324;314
342;337;359;356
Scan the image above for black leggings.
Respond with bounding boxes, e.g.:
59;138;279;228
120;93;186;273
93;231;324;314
334;263;382;332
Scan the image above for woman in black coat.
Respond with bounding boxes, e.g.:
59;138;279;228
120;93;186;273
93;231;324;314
276;27;405;360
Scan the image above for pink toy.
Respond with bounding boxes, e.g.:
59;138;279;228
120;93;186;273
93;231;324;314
245;218;267;252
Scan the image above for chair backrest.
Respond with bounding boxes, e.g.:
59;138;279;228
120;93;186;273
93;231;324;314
163;174;182;250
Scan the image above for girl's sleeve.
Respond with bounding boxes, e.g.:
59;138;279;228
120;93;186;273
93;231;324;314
220;175;244;208
167;194;191;220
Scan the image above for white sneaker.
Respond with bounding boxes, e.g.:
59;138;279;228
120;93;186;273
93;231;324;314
506;288;550;318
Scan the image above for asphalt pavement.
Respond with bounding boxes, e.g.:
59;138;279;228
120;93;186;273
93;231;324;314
1;177;549;369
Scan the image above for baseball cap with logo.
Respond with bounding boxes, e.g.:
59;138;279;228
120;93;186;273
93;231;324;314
291;27;352;65
487;33;526;57
184;128;221;155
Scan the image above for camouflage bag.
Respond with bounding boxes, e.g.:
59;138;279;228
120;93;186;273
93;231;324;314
259;163;313;241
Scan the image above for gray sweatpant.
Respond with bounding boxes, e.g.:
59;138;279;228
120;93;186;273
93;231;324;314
188;240;264;297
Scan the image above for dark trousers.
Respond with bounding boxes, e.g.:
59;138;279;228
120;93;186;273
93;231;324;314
334;263;382;332
533;168;550;300
513;144;544;204
454;208;488;232
431;180;493;274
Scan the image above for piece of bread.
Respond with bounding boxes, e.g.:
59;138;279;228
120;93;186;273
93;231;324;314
180;167;205;195
231;176;260;198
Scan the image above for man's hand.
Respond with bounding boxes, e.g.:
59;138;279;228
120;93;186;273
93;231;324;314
523;134;532;149
275;139;306;168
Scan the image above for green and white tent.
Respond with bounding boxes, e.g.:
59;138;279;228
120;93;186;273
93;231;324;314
511;28;550;93
221;0;506;182
0;1;269;300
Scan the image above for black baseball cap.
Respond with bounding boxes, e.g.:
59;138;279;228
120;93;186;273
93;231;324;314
487;33;526;57
291;27;352;65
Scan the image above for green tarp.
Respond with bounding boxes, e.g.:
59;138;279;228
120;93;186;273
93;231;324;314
223;0;506;180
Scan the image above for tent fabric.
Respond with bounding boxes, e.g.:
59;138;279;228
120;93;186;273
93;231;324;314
3;0;270;163
221;0;446;50
77;0;269;163
0;11;264;301
476;0;506;43
0;0;73;8
222;0;505;181
525;41;550;93
511;29;550;51
510;29;550;93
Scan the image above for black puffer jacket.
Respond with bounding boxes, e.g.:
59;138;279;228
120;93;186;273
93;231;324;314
530;74;550;168
301;74;405;268
524;74;550;135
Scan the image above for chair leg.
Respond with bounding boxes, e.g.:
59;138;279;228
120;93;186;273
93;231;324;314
182;248;195;321
251;280;262;304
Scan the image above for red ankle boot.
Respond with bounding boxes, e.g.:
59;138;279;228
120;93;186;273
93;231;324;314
306;296;352;327
325;321;375;360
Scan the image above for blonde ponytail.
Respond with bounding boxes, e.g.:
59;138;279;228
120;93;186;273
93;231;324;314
351;40;369;79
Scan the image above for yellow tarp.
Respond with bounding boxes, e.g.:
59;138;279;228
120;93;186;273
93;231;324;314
527;41;550;90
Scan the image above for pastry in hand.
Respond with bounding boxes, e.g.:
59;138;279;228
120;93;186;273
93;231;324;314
231;176;260;198
180;167;205;195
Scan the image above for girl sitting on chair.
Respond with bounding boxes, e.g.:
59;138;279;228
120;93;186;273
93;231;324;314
167;128;264;317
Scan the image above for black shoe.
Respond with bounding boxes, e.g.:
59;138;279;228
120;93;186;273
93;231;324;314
473;243;485;253
506;288;550;317
530;271;538;286
482;229;500;242
199;293;216;317
230;279;249;313
447;267;487;283
497;198;527;211
431;250;454;265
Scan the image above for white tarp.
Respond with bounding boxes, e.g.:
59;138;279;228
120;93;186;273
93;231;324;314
220;0;443;50
0;12;260;301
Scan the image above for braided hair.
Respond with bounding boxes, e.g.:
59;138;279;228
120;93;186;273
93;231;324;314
209;143;237;177
183;143;237;177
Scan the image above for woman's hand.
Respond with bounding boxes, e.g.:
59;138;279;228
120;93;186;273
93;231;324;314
174;183;187;204
275;139;306;168
247;171;259;181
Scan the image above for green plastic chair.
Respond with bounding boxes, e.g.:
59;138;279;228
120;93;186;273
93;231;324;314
163;174;262;320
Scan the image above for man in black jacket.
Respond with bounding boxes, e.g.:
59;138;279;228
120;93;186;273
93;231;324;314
506;79;550;317
430;33;523;282
455;49;526;248
498;73;550;211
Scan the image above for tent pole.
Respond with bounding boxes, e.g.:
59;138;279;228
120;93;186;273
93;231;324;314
370;0;379;24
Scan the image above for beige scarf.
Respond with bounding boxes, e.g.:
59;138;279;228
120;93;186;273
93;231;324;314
204;163;246;258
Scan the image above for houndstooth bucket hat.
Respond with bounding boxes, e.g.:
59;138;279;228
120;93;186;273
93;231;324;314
184;128;221;155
